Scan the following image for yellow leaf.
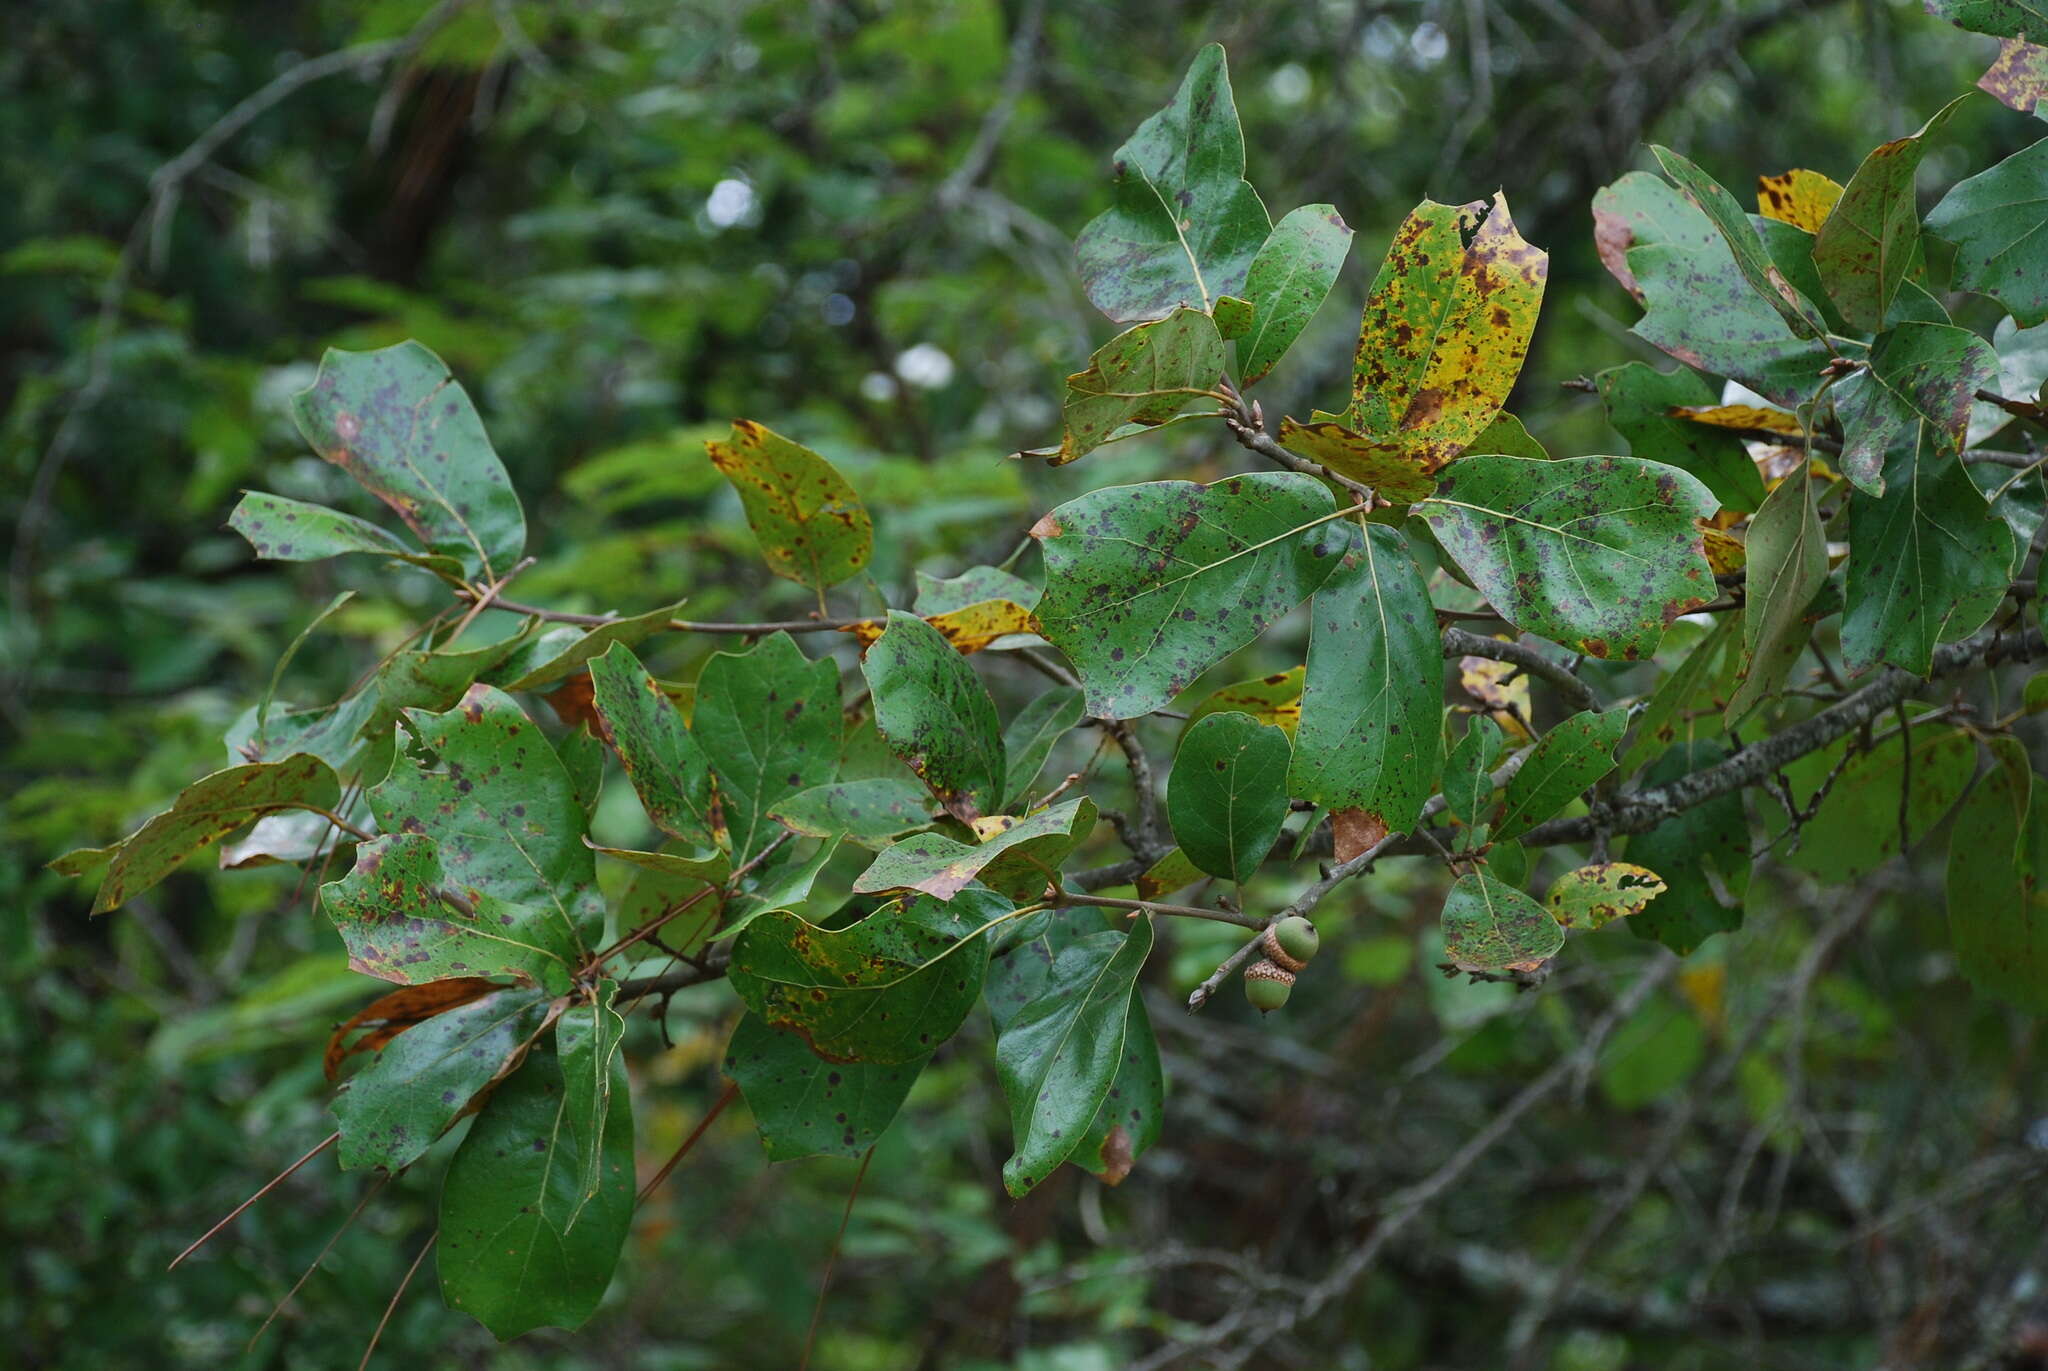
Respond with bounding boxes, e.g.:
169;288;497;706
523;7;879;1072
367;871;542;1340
843;599;1039;655
1703;525;1746;576
1183;666;1304;737
1669;404;1804;437
1457;652;1531;740
1756;168;1844;234
969;815;1019;842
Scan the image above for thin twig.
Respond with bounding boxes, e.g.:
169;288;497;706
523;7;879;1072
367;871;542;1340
168;1131;340;1270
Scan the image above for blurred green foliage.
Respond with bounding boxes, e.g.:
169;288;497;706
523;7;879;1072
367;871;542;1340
6;2;2043;1368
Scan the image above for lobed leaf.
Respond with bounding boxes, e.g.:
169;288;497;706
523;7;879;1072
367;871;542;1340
289;341;527;585
1833;322;2000;494
1030;472;1353;718
1073;44;1271;323
726;890;1003;1065
693;633;842;864
1650;145;1828;338
1975;39;2048;117
1925;138;2048;329
1417;455;1717;661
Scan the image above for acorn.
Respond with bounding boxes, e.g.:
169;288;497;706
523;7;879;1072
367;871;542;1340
1260;915;1321;973
1243;958;1296;1012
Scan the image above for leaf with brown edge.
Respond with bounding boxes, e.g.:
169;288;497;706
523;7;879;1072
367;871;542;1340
1280;192;1547;500
1978;38;2048;116
287;341;528;585
706;419;872;591
1332;809;1390;864
1136;847;1204;900
56;753;339;915
1049;306;1225;464
324;976;502;1081
1650;145;1828;340
726;889;1003;1065
1546;862;1666;931
1441;871;1561;974
1756;168;1844;234
862;610;1006;823
587;643;717;846
1592;171;1721;302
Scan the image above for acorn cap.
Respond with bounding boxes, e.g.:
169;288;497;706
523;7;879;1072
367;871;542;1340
1261;916;1320;973
1243;958;1295;1012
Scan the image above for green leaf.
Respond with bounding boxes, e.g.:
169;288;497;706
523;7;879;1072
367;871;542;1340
1810;99;1965;333
913;565;1041;615
1494;708;1628;842
1052;307;1225;463
727;890;1002;1064
369;626;538;740
1073;988;1164;1186
487;601;687;693
289;341;527;585
228;491;463;581
1468;412;1551;462
1167;712;1291;883
1626;741;1750;954
1842;428;2014;675
1002;686;1087;809
1073;44;1271;323
719;836;843;935
1546;862;1666;931
1626;241;1834;407
1946;737;2048;1011
1031;472;1352;718
332;984;553;1172
995;916;1155;1197
706;419;872;590
1925;137;2048;328
58;753;337;915
1753;215;1855;335
852;798;1097;901
863;610;1006;821
1595;363;1766;513
771;778;935;848
438;1044;633;1339
1441;871;1562;974
725;1013;929;1162
1926;1;2048;45
1833;323;2001;494
585;842;731;887
557;726;604;819
1649;145;1828;339
370;684;605;952
1212;294;1254;338
1442;715;1505;829
1727;461;1828;723
1287;525;1443;835
1417;455;1717;661
693;633;842;863
1591;169;1722;300
1278;193;1547;499
323;834;580;991
1771;717;1976;883
555;980;625;1220
1238;204;1353;386
587;643;716;846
